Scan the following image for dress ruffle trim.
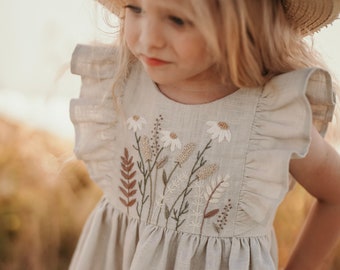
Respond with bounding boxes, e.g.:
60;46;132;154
70;197;277;270
70;44;119;157
71;44;117;79
236;68;335;235
69;44;119;187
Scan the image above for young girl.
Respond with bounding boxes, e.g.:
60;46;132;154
69;0;340;269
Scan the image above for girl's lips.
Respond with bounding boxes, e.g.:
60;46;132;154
142;55;169;66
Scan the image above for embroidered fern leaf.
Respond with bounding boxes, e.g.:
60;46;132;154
200;175;231;234
119;197;136;207
120;179;137;190
204;176;230;204
119;148;137;214
119;197;128;206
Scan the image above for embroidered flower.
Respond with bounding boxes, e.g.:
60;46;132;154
196;164;218;180
175;143;196;165
206;121;231;142
140;136;152;161
127;115;147;132
160;131;182;152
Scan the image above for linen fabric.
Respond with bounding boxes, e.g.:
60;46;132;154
69;44;335;270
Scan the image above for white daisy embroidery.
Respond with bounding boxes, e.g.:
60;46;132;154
160;131;182;152
207;121;231;142
127;115;147;132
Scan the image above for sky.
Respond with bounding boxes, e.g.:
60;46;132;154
0;0;339;140
0;0;115;139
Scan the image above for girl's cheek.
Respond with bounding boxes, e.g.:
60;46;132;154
124;23;138;51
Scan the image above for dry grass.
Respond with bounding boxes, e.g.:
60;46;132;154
0;117;101;270
0;116;339;269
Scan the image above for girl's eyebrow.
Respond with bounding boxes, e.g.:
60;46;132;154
124;1;195;20
124;0;139;6
157;2;195;19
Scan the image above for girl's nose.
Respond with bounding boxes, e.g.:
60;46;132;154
139;19;165;51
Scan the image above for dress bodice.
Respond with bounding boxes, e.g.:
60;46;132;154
69;44;335;270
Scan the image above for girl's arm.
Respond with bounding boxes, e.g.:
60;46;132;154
287;126;340;270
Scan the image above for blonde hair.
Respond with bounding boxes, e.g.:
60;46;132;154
192;0;322;87
103;0;326;89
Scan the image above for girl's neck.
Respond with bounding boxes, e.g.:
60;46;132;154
157;80;238;105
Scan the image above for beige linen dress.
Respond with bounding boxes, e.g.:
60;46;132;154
69;44;335;270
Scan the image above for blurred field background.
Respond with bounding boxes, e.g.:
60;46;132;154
1;0;340;269
0;116;339;269
0;117;102;269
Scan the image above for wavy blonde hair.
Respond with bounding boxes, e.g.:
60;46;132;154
102;0;326;89
99;0;339;144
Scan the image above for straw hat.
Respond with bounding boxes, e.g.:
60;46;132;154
97;0;340;34
282;0;340;33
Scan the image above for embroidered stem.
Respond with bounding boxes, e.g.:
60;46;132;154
134;131;165;221
146;161;153;222
155;162;180;224
134;133;148;220
200;180;223;234
166;140;212;229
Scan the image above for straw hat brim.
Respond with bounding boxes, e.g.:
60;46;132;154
282;0;340;33
97;0;340;34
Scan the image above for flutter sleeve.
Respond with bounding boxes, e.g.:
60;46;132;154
69;44;120;187
256;68;335;160
236;68;335;234
306;69;336;137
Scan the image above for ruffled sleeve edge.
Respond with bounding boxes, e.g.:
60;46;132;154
69;44;120;163
71;43;117;79
235;68;335;232
305;68;336;137
263;68;335;159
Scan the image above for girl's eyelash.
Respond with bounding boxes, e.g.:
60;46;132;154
169;16;185;26
124;4;142;14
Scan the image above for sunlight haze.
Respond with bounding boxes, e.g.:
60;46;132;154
0;0;339;139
